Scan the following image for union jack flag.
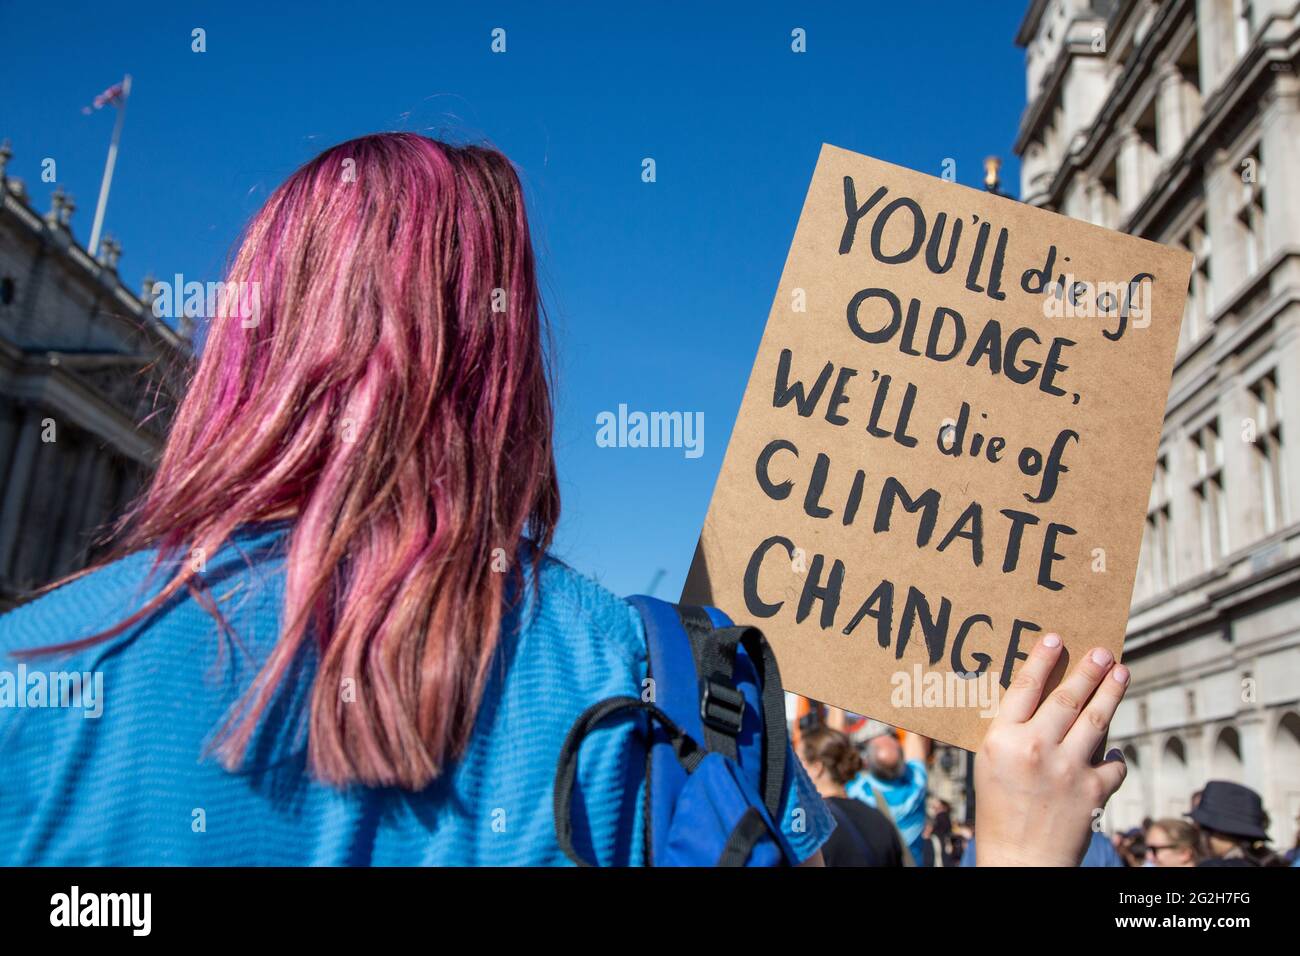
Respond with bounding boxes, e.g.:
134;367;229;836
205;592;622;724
82;82;127;115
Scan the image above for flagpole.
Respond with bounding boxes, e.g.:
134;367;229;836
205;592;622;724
88;74;131;258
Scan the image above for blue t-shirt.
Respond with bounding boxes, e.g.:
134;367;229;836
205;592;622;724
845;758;928;865
0;524;832;865
960;830;1125;867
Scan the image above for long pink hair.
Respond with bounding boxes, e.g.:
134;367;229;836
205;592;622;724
39;133;560;789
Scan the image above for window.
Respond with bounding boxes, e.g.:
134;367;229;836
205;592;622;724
1176;32;1203;116
1237;147;1266;277
1145;455;1173;594
1250;371;1286;532
1192;420;1228;567
1135;100;1159;192
1094;158;1121;230
1177;217;1212;345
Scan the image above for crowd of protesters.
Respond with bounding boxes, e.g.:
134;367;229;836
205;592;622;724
1109;782;1298;867
797;716;1299;868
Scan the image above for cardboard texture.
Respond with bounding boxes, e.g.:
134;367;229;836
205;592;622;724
682;144;1192;752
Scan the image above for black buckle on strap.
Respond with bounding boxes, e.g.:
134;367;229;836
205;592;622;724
700;679;745;735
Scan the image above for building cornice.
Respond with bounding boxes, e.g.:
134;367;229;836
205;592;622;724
1015;0;1151;153
1016;0;1052;47
1121;34;1300;240
1023;6;1300;224
0;337;161;464
0;176;187;357
1161;250;1300;418
1124;522;1300;654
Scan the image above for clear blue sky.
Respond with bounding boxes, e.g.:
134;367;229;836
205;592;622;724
0;2;1028;598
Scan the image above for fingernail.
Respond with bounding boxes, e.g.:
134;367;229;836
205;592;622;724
1043;633;1061;648
1090;648;1112;667
1112;665;1129;683
1105;748;1124;763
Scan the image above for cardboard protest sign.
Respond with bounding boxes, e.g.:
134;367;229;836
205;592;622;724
682;144;1192;752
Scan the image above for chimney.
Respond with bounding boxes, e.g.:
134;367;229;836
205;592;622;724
983;156;1003;194
97;235;122;271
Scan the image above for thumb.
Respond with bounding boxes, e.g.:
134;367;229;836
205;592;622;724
1093;748;1128;801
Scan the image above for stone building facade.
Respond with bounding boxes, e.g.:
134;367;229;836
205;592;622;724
1015;0;1300;849
0;140;188;611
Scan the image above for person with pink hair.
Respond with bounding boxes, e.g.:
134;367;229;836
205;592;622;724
0;133;1131;866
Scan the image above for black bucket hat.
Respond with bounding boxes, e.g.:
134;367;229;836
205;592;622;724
1188;780;1270;841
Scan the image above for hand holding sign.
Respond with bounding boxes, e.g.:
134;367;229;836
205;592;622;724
683;144;1191;752
974;633;1130;866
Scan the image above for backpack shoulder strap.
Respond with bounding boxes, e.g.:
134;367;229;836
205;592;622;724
680;606;788;824
554;596;794;866
553;696;704;865
868;783;915;867
868;784;894;824
625;595;709;865
626;596;789;858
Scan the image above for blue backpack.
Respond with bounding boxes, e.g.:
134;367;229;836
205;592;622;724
553;596;796;866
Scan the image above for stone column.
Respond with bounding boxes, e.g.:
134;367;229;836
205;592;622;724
1167;425;1202;579
1203;149;1247;304
1271;316;1300;524
1236;708;1270;814
1156;64;1189;162
1195;0;1232;96
53;438;100;574
1134;735;1158;821
1185;724;1208;795
0;401;18;490
18;419;64;586
1117;129;1143;217
82;453;115;554
1221;375;1266;550
1085;179;1105;227
1258;75;1300;280
0;408;40;581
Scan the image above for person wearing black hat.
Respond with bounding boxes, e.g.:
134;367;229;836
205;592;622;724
1191;780;1286;867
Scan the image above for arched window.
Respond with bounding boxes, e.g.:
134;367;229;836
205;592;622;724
1273;713;1300;850
1211;725;1244;782
1160;736;1190;818
1113;744;1146;831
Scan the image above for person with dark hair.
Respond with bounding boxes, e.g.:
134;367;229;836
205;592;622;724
798;727;905;867
1115;827;1148;866
1192;781;1286;867
925;797;959;867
